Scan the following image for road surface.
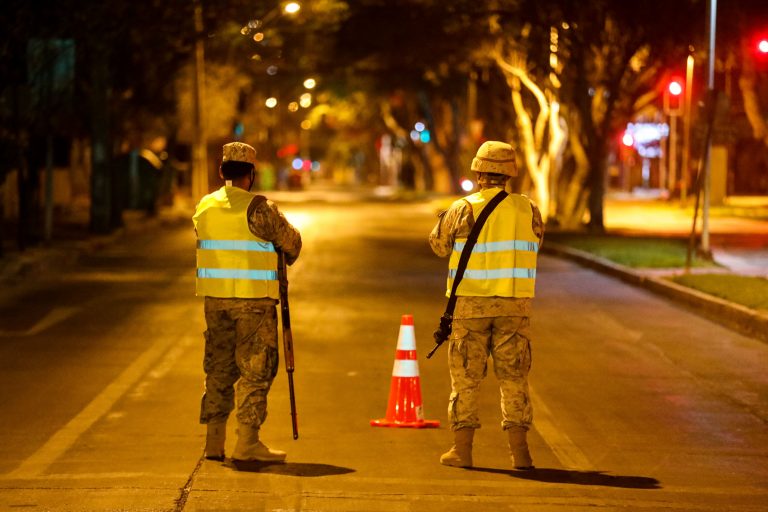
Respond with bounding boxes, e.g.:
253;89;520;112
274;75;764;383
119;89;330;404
0;198;766;511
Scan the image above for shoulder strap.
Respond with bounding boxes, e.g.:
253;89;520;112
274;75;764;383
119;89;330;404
444;190;508;314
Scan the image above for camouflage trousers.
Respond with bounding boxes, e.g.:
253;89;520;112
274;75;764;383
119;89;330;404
199;297;279;428
447;316;533;431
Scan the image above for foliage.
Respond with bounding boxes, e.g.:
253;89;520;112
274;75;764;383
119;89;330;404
318;0;499;191
2;0;766;240
486;0;703;230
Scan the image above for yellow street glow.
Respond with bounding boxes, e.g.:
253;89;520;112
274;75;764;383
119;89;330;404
265;97;278;108
284;2;301;14
283;211;312;232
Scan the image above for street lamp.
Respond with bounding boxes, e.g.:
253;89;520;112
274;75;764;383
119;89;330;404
284;2;301;15
242;2;301;36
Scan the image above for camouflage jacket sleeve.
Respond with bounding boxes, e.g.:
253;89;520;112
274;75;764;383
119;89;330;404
428;199;474;257
247;196;302;265
530;201;545;247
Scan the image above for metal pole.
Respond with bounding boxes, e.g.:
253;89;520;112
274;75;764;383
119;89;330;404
192;0;208;200
669;114;678;196
702;0;717;254
659;129;667;192
681;54;694;204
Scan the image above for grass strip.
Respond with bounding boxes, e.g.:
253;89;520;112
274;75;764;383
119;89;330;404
547;232;766;311
669;273;768;311
547;233;718;269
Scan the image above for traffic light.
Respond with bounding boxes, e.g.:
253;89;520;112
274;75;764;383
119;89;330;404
753;32;768;69
621;131;634;148
663;79;683;115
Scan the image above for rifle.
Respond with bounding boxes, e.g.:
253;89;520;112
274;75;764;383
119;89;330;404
277;250;299;440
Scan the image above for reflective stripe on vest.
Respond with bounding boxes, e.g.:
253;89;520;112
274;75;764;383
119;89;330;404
197;239;275;252
453;240;539;253
447;188;539;298
193;186;279;299
448;267;537;280
196;268;278;280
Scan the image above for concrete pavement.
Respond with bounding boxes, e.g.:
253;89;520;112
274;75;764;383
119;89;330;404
1;188;766;341
0;199;766;511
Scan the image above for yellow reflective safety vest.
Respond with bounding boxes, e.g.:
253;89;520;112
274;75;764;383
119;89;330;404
447;188;539;298
193;186;279;299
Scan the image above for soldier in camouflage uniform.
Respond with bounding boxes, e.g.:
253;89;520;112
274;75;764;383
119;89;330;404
193;142;301;464
429;141;544;470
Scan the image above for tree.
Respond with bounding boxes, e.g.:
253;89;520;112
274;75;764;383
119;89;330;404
551;0;700;230
492;41;567;222
319;0;492;192
480;0;700;230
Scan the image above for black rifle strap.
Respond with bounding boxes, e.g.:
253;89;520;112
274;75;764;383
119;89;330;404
444;190;509;316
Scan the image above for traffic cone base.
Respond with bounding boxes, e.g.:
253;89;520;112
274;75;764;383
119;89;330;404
371;314;440;429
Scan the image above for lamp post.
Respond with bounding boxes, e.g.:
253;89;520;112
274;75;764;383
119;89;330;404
701;0;717;256
681;54;694;204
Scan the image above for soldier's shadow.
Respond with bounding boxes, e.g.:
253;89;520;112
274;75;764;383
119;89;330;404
468;467;661;489
226;459;356;477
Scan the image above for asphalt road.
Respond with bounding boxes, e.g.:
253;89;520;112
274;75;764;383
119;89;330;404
0;199;766;511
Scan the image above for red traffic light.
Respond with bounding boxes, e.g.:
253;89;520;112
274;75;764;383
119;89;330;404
668;80;683;96
758;39;768;54
663;78;684;115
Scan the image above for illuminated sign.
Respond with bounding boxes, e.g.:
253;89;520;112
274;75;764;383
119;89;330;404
624;122;669;159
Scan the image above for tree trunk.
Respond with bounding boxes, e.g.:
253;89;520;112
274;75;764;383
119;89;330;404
587;143;606;232
559;111;590;229
419;92;460;194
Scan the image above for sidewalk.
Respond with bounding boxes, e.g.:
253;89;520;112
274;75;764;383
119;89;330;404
544;194;768;343
604;194;768;278
542;241;768;344
0;200;192;287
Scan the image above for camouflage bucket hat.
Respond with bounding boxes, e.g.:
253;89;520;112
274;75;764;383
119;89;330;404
470;141;517;177
222;142;257;166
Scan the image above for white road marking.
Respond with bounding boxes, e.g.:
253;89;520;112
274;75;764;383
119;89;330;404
0;307;80;337
529;386;594;471
5;334;184;479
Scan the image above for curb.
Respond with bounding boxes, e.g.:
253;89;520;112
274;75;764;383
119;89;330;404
541;242;768;344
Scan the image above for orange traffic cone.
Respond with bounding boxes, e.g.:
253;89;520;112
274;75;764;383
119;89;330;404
371;314;440;428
